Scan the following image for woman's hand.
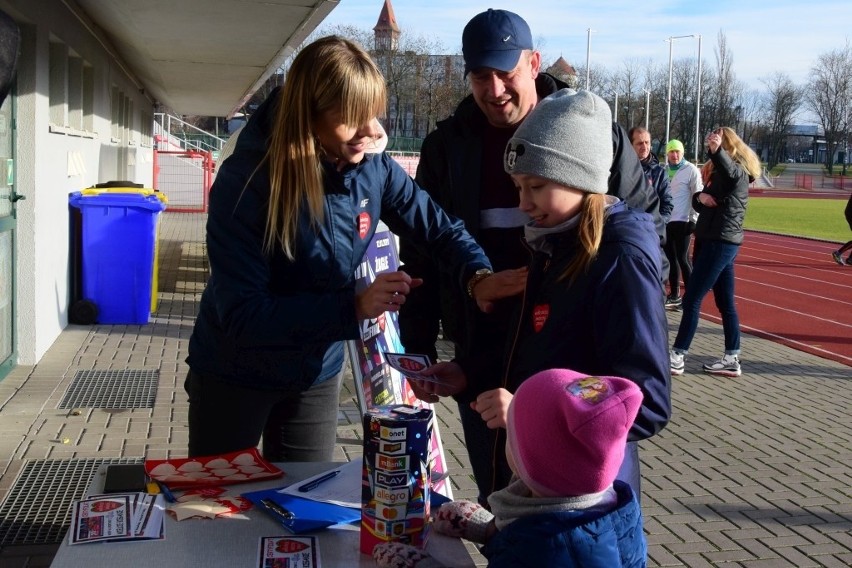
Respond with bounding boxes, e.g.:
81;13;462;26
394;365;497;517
407;361;469;401
697;192;718;208
706;130;722;154
470;388;514;429
472;267;528;313
355;271;422;319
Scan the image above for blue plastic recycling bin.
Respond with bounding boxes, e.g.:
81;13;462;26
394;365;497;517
68;191;167;324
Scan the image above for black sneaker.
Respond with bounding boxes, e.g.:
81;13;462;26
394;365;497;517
665;296;682;310
832;251;845;265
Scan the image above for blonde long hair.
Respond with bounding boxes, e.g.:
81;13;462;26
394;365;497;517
262;36;387;259
701;126;762;185
560;193;606;282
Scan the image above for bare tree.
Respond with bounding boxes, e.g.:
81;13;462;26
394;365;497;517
711;30;738;127
806;42;852;174
616;58;646;129
734;88;763;146
760;73;802;167
574;64;611;95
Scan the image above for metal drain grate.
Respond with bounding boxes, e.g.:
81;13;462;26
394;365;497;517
58;369;159;409
0;457;143;545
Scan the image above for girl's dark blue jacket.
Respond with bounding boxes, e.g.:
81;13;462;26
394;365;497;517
504;202;671;443
186;89;490;391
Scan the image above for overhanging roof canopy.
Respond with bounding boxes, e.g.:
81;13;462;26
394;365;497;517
73;0;339;117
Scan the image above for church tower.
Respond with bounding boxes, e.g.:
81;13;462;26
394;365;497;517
373;0;400;52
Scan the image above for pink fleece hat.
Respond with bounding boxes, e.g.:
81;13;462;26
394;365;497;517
506;369;643;497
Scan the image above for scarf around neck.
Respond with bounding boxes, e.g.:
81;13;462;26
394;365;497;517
523;195;620;255
488;478;618;531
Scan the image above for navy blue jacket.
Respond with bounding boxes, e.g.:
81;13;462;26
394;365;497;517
186;89;490;391
504;201;671;443
641;153;673;224
483;482;647;567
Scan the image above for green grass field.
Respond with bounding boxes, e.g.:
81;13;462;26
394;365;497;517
745;196;850;242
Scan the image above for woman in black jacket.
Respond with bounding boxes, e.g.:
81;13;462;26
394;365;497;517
670;127;761;378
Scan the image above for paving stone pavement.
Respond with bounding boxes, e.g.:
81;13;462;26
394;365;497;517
0;211;849;567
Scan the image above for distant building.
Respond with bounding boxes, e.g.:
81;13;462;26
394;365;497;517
373;0;400;52
546;56;579;88
785;124;826;163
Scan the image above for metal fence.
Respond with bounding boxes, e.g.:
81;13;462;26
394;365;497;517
153;150;213;213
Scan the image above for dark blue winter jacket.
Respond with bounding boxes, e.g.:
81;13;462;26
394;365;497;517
483;482;647;567
186;89;490;391
504;201;671;442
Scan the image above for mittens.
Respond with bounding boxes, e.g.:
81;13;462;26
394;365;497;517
432;500;494;543
372;542;445;568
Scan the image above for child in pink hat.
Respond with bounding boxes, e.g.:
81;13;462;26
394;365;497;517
374;368;647;568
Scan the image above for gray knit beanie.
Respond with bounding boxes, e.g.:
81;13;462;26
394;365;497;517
504;89;613;194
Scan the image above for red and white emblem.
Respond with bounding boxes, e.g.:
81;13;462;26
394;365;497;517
358;211;371;239
532;304;550;332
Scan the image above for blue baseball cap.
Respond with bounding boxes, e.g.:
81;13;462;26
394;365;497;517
462;9;533;75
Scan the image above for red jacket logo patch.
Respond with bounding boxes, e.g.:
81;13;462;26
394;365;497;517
358;212;371;239
533;304;549;332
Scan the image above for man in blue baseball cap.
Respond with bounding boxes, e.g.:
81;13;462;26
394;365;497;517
462;8;534;75
399;9;667;506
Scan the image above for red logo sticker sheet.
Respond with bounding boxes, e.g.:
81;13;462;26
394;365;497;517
144;448;283;490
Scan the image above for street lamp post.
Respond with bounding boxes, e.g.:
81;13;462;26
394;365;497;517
643;88;651;131
586;28;595;90
665;34;698;147
694;34;702;162
612;91;620;124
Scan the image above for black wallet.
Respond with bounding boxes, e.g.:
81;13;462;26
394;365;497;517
103;464;148;493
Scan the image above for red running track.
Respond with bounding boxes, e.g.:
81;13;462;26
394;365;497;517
696;231;852;367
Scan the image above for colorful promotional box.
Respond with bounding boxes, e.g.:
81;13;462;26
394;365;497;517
360;405;433;554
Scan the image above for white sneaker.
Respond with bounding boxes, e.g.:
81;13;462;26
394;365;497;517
670;350;685;376
703;354;741;377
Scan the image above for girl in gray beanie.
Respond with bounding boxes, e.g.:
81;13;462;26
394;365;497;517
491;87;671;506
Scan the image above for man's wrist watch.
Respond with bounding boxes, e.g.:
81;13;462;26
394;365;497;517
466;269;493;299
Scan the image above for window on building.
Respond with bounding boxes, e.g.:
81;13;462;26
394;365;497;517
49;37;95;136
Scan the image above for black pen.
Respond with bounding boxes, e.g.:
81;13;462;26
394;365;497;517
297;469;341;492
260;498;294;520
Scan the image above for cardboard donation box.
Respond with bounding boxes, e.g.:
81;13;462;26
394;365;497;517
360;405;433;554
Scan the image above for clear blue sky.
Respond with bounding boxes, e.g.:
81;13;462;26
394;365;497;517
322;0;852;92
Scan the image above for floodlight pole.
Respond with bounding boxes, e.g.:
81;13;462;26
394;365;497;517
665;34;697;146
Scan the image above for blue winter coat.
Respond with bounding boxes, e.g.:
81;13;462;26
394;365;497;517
483;482;647;567
186;88;490;391
504;201;671;442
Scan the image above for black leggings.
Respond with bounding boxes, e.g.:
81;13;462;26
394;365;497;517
665;221;694;296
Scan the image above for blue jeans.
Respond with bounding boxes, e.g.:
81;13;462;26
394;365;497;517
185;368;342;461
673;240;741;354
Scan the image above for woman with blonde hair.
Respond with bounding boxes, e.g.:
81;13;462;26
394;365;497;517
185;36;492;461
670;127;761;378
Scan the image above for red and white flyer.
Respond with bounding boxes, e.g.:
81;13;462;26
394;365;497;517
257;535;320;567
68;495;133;544
383;352;450;384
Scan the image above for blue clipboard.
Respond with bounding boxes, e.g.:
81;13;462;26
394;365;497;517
242;487;361;534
